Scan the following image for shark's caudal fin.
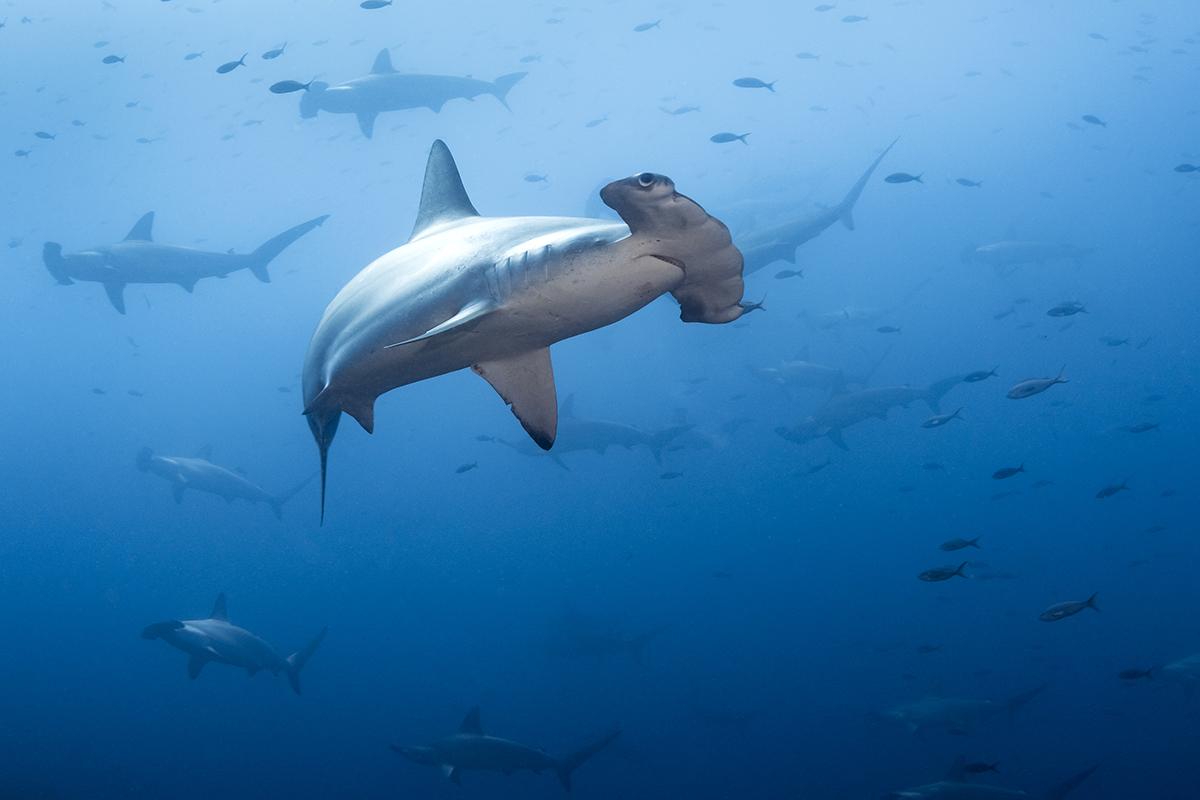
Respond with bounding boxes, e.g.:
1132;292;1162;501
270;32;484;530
248;215;329;282
555;729;621;792
924;373;965;414
837;137;898;231
285;626;327;695
649;425;693;463
1006;682;1047;719
489;72;527;110
298;81;327;119
42;242;73;284
304;406;341;525
1044;765;1098;800
269;474;316;521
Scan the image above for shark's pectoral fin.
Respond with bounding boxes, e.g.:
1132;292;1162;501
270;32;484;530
827;429;848;451
383;300;493;348
473;348;557;450
441;764;461;784
356;111;377;139
171;481;187;504
187;655;207;680
103;282;127;314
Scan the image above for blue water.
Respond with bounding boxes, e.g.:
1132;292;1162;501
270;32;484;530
2;1;1198;797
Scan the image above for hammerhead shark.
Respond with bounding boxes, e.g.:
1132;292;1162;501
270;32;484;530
142;593;326;695
391;706;620;791
302;140;748;519
299;49;526;138
43;211;327;313
137;446;311;519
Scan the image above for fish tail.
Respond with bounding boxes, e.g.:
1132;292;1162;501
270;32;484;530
1086;592;1099;612
248;214;329;282
42;242;73;284
555;729;620;791
490;72;527;111
284;627;327;695
839;137;897;230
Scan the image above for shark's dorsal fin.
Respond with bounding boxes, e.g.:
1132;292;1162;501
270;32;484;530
410;140;479;241
210;593;228;621
459;706;483;735
195;444;213;460
124;211;155;241
371;48;396;75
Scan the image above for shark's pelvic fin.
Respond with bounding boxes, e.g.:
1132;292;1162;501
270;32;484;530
124;211;155;242
409;140;480;241
371;48;396;75
210;593;228;621
472;348;557;450
459;706;484;735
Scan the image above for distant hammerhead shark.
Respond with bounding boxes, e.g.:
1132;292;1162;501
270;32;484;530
737;138;898;274
391;706;620;790
137;446;311;519
299;49;526;138
142;593;326;695
302;140;748;520
43;211;328;314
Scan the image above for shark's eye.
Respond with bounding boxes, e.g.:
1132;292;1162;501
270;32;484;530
636;172;656;188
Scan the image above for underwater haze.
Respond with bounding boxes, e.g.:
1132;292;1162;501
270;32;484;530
2;0;1199;798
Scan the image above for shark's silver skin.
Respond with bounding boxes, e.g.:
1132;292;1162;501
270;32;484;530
43;212;327;314
392;707;619;790
1160;653;1200;683
879;686;1045;736
963;241;1092;269
776;375;963;449
887;765;1097;800
750;359;862;395
302;140;747;518
736;139;896;274
141;593;326;695
136;447;309;519
299;49;526;138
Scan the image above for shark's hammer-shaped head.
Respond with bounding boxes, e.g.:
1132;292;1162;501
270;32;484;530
602;172;746;324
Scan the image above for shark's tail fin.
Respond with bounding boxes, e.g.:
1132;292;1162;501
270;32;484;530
285;626;327;695
649;425;693;463
136;447;154;472
837;137;898;230
490;72;527;110
924;373;965;413
299;81;327;119
43;242;73;284
1044;765;1098;800
270;473;317;520
1007;682;1047;720
555;729;620;792
248;215;329;282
